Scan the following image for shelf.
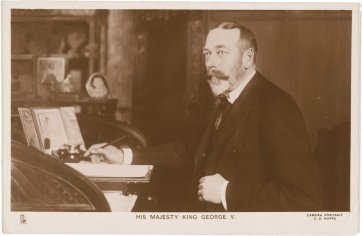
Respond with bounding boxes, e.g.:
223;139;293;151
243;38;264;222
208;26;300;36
11;10;108;100
12;9;97;17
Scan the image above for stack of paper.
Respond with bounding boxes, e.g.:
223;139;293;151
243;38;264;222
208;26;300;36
66;162;153;180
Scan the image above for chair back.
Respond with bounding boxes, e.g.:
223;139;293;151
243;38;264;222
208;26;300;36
11;141;111;212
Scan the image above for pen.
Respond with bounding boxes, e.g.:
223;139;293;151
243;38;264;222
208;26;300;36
98;135;127;149
82;135;127;161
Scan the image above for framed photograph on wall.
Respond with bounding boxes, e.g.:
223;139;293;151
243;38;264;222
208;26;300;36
36;55;66;98
11;54;35;98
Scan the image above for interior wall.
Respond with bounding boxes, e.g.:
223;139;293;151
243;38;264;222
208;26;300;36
133;15;189;145
107;10;138;123
105;10;351;147
205;10;351;145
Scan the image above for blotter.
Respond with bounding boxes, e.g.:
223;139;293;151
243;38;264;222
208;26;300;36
66;162;153;183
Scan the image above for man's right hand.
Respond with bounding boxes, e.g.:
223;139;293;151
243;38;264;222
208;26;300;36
84;143;124;164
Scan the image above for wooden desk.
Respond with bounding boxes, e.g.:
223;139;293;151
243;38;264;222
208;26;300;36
66;162;155;212
11;141;157;212
97;182;157;212
11;108;150;212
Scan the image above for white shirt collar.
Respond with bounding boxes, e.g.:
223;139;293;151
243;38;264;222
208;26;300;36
226;69;256;104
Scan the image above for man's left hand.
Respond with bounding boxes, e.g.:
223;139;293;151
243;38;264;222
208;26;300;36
198;173;227;204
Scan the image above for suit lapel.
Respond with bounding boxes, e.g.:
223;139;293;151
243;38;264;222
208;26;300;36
215;73;261;148
206;73;263;172
193;103;220;170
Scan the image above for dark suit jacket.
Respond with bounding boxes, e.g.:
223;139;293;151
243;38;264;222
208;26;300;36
133;72;322;212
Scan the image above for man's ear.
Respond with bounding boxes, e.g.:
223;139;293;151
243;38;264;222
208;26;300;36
243;48;255;68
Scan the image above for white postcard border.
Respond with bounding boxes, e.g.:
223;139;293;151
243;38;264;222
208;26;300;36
2;1;360;234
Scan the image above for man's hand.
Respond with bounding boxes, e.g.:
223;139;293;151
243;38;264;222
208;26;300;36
84;143;124;164
198;173;227;204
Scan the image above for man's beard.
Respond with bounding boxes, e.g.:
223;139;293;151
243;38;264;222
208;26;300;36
206;63;245;96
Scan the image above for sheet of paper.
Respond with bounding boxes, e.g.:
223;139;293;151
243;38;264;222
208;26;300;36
103;191;138;212
59;107;85;147
66;162;153;178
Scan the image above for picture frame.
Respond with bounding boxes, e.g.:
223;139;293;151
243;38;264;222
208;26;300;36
31;108;69;152
11;54;36;97
36;55;67;98
17;107;42;150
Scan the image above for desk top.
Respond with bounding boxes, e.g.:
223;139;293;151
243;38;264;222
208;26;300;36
66;162;152;178
66;162;154;211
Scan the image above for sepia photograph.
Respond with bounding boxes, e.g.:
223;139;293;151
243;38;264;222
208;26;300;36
32;108;69;152
36;56;66;97
2;1;360;234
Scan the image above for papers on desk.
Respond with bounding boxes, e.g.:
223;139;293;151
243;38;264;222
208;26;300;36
103;191;138;212
66;162;153;183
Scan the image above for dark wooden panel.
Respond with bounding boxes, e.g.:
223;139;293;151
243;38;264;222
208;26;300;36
205;10;351;146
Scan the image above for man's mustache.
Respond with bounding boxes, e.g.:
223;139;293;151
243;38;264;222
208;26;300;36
207;68;228;79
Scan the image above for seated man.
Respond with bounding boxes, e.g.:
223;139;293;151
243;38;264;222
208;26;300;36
85;22;322;212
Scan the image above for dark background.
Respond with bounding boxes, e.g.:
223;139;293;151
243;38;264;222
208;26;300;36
106;10;352;149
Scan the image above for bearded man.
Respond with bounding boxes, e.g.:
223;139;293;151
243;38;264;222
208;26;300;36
85;22;322;212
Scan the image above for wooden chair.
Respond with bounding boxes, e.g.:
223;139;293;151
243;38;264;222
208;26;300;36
78;115;148;148
11;115;148;149
314;122;350;211
11;140;111;211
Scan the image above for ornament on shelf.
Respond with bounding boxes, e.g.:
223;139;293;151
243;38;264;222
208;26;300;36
67;27;87;58
85;73;109;99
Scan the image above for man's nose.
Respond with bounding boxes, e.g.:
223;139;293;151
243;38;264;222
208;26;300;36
205;52;219;68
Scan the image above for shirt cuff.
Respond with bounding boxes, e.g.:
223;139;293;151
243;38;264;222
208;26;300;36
221;181;229;211
122;148;133;165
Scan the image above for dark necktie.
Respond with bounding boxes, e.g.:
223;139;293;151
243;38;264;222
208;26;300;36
196;94;231;166
213;94;231;131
